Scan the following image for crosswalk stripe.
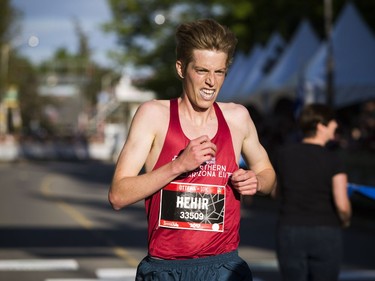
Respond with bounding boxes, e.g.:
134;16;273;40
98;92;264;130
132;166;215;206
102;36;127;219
96;267;137;278
45;279;117;281
45;278;135;281
46;279;134;281
0;259;78;271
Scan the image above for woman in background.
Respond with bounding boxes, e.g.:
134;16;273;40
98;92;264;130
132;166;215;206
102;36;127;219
273;103;351;281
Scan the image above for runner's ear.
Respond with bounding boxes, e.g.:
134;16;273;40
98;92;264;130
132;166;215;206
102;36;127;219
176;60;184;79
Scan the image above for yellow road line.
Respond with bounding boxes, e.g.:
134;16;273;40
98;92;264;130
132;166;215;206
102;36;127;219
40;174;139;266
113;247;139;267
58;201;93;229
40;175;54;197
41;175;93;229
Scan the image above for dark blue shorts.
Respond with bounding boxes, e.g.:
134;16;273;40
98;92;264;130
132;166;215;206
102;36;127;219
135;250;253;281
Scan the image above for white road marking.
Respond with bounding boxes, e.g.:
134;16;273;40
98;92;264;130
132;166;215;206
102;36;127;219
0;259;78;271
96;267;137;278
46;277;135;281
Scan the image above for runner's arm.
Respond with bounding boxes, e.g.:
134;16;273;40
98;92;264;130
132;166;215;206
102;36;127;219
230;105;276;196
109;101;179;209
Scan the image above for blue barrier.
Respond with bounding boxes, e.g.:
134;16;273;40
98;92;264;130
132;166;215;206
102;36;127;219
348;183;375;200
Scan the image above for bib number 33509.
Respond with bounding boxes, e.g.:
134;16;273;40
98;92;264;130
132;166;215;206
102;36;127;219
158;182;226;232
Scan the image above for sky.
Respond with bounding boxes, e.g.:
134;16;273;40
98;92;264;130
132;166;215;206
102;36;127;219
11;0;118;67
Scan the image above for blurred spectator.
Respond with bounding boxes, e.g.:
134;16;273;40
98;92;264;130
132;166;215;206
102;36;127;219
272;103;352;281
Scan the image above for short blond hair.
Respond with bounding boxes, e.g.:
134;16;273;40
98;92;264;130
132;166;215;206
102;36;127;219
175;19;238;73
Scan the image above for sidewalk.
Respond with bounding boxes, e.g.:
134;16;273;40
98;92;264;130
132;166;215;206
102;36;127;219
0;135;118;162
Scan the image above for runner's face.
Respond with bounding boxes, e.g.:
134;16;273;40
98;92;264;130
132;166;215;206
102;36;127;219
179;49;227;109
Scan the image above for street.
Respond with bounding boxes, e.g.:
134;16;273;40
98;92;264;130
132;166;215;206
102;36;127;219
0;160;374;281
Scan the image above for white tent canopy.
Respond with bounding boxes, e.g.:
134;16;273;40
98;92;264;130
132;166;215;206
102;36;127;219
257;20;320;93
234;32;286;103
228;45;264;99
305;2;375;108
218;51;247;101
246;20;321;112
218;47;263;102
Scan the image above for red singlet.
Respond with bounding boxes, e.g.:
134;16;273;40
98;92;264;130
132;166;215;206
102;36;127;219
145;98;240;259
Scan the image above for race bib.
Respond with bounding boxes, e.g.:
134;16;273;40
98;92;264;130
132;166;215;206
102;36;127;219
158;181;226;232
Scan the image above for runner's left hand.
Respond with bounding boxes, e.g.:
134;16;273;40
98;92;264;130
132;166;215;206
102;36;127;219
230;169;259;195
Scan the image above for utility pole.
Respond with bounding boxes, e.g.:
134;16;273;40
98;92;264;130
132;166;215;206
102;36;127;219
324;0;334;107
0;44;10;134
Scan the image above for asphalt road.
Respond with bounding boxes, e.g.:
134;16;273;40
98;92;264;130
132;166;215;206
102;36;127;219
0;160;374;281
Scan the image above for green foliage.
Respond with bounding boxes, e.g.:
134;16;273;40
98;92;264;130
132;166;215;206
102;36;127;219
0;1;41;133
0;0;20;44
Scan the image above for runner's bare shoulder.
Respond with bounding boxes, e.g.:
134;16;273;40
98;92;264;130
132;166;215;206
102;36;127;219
216;102;250;124
134;99;170;123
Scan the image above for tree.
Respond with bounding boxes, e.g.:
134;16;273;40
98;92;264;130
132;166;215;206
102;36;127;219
104;0;375;99
0;0;20;44
0;1;43;134
73;17;91;62
11;55;48;135
1;0;21;97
